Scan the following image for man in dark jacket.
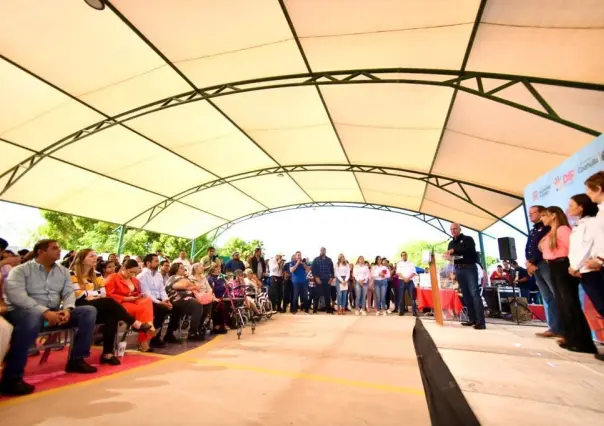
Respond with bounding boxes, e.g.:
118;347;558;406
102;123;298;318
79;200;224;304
446;224;485;329
249;248;267;281
311;247;335;314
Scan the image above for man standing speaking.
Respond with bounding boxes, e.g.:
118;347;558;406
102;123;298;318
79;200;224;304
445;223;485;330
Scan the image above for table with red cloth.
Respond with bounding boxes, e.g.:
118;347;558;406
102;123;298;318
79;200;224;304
416;288;464;314
528;304;545;320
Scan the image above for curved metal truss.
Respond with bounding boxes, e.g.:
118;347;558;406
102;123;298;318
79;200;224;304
1;68;603;201
194;202;497;257
124;164;527;237
207;203;446;244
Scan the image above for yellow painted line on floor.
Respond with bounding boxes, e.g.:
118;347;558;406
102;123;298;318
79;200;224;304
0;336;224;409
191;358;424;396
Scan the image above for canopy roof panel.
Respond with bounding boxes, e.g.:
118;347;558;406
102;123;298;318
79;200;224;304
1;0;603;239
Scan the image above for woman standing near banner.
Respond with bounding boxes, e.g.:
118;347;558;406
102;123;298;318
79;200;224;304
540;206;596;354
583;172;604;317
568;194;604;318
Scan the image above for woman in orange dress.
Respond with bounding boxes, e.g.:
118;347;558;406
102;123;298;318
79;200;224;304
105;259;155;352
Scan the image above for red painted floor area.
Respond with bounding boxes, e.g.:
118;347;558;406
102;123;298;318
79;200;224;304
0;347;159;400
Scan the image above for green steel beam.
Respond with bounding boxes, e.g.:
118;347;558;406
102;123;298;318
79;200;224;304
419;0;488;213
104;0;313;206
116;225;125;256
123;164;523;234
2;68;601;200
478;231;487;269
190;238;196;260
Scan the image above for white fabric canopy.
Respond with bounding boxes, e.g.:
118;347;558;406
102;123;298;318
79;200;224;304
1;0;603;238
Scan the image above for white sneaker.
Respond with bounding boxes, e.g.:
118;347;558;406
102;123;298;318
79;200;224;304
361;310;367;316
382;311;388;316
376;311;381;316
386;310;392;315
355;310;360;316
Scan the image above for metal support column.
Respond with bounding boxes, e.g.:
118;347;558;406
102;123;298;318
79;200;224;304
190;238;196;260
478;231;487;269
116;225;125;256
522;201;531;234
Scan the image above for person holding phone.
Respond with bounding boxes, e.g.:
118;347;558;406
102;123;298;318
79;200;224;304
290;251;310;314
105;259;155;352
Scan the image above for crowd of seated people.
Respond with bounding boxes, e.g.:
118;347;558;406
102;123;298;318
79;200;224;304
0;242;273;397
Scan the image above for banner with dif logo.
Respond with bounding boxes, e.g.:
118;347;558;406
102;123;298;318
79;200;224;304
524;134;604;341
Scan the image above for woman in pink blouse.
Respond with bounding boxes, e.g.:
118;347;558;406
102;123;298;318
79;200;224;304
539;206;596;354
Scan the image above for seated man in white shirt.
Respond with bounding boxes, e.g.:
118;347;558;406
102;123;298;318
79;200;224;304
138;254;171;348
396;251;418;316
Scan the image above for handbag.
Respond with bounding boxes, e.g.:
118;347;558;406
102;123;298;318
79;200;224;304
193;291;213;305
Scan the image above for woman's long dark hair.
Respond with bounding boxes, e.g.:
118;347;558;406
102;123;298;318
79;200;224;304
545;206;570;250
571;193;598;218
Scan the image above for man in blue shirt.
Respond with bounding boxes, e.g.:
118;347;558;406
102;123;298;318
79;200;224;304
525;205;561;337
311;247;335;314
2;240;98;396
224;252;245;273
289;252;310;314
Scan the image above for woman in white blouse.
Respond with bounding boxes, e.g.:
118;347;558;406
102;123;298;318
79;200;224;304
371;256;391;316
353;256;370;316
568;193;604;319
334;254;350;315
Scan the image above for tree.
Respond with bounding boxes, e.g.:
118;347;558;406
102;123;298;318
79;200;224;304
29;210;217;260
485;255;499;268
394;240;450;269
217;237;264;260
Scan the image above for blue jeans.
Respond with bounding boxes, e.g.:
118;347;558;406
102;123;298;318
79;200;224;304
355;281;368;311
291;282;309;313
456;266;485;326
337;289;348;308
374;279;387;311
2;305;97;381
399;281;418;314
534;261;562;334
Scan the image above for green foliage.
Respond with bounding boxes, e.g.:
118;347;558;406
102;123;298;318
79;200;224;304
30;210;216;260
217;237;264;260
485;255;499;267
394;240;450;269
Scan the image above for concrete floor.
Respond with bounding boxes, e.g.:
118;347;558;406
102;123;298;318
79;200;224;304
421;319;604;426
1;314;430;426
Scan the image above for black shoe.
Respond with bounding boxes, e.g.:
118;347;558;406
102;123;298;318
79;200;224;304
0;378;35;396
217;327;228;335
100;355;121;366
398;312;405;316
304;309;310;314
65;358;98;374
461;321;476;326
187;333;205;342
163;333;181;344
559;342;597;354
312;310;318;314
412;312;419;317
595;353;604;361
473;324;486;330
150;338;167;349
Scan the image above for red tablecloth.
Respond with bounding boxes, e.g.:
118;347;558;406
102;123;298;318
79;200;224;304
417;288;464;315
528;304;545;320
